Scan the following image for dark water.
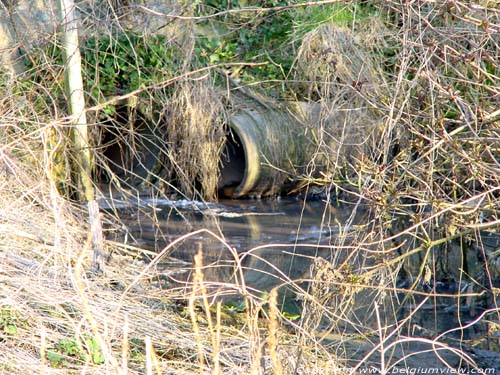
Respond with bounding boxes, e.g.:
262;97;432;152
103;195;500;361
109;196;368;294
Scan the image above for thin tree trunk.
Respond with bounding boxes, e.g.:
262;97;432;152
60;0;105;272
59;0;94;202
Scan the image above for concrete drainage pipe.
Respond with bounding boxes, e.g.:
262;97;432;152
218;103;325;198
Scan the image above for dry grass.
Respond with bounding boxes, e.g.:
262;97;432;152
0;145;498;373
158;80;226;200
1;0;499;374
292;22;387;176
0;151;344;373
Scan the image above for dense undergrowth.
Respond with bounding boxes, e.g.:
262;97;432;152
1;0;499;374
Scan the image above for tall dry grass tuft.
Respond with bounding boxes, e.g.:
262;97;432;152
293;22;388;176
295;23;386;101
159;79;226;200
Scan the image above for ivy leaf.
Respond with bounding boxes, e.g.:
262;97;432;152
209;53;220;63
4;324;17;335
46;351;65;367
282;312;300;321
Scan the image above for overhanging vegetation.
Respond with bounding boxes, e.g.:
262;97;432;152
0;0;499;373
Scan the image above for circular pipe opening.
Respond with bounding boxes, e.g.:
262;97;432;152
218;128;246;198
218;112;263;198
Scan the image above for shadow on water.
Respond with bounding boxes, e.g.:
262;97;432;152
103;194;500;368
114;196;368;296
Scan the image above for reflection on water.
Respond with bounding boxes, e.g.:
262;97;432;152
105;195;499;358
115;196;370;295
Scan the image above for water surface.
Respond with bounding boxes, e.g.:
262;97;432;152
103;194;500;360
112;196;369;295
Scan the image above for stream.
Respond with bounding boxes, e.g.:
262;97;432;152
100;194;500;371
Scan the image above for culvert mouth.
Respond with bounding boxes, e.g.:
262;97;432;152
218;113;261;198
97;105;161;186
217;103;332;199
218;128;245;198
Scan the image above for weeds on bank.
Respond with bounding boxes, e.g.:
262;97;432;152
1;0;499;374
45;336;105;368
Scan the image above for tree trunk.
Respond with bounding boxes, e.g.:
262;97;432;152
60;0;105;272
59;0;94;202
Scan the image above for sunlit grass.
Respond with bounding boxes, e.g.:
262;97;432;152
0;0;499;373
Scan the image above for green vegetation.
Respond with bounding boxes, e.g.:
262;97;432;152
0;0;499;374
194;1;378;96
23;33;181;118
0;307;26;336
82;33;181;110
47;336;104;367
